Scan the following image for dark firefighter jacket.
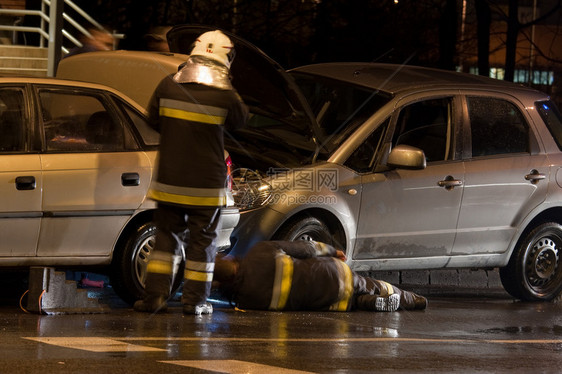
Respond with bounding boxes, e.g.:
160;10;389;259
233;241;354;311
147;73;247;207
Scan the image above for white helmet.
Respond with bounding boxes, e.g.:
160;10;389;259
190;30;235;69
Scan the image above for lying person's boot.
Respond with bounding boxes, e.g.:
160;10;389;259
411;293;428;310
375;293;400;312
398;290;428;310
183;302;213;316
133;294;168;313
356;293;400;312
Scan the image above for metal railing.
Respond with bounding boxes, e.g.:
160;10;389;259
0;0;123;75
0;0;123;51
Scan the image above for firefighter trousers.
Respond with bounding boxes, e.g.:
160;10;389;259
144;202;221;306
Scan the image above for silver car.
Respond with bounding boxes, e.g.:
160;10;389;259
0;77;238;304
227;62;562;302
59;25;562;302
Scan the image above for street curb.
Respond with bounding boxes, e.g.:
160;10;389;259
362;268;511;298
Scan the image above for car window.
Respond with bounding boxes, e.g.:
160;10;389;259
345;118;388;173
292;73;390;150
118;99;160;147
392;98;453;162
467;96;529;157
39;89;128;152
537;100;562;151
0;87;26;152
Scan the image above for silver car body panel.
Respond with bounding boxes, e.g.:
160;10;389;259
37;151;152;258
0;155;42;257
354;161;463;261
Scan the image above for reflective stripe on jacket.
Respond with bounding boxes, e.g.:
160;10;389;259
148;181;227;207
328;258;354;311
269;253;294;310
159;99;228;125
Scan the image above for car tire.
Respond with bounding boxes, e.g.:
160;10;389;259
111;222;184;305
499;222;562;301
273;216;334;245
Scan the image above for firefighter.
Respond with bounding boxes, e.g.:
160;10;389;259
134;30;248;315
213;241;428;312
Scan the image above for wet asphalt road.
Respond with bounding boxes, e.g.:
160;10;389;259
1;272;562;373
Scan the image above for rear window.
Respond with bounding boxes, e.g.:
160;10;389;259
114;98;160;148
467;96;529;157
537;100;562;150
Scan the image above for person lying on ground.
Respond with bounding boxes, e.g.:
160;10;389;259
213;240;428;312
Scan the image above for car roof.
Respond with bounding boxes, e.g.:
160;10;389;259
291;63;548;99
56;50;188;110
0;75;147;114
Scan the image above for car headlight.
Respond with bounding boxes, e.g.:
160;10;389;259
231;168;273;211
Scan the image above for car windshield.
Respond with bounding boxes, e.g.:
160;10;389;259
229;111;321;170
291;72;391;152
226;71;391;170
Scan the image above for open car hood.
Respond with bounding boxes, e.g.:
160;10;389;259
167;25;323;149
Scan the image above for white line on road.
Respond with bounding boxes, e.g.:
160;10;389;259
23;337;165;352
160;360;315;374
24;336;562;351
120;336;562;344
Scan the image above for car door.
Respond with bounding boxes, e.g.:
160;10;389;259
452;94;549;257
353;96;464;267
35;85;152;258
0;85;42;257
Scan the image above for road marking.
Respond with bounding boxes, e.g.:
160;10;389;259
23;337;165;352
120;336;562;344
24;336;562;353
160;360;315;373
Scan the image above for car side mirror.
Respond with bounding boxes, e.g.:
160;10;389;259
387;144;427;170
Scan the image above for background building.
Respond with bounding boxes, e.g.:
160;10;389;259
0;0;560;105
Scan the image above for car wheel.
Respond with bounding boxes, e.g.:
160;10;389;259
499;222;562;301
273;216;334;245
111;222;184;304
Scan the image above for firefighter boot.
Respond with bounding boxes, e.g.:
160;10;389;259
356;293;400;312
183;302;213;316
398;290;428;310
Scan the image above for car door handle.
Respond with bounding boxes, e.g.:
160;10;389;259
524;169;546;184
438;175;463;190
121;172;140;186
15;176;36;190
